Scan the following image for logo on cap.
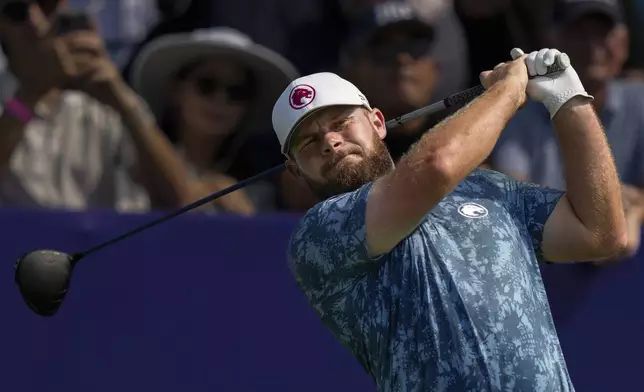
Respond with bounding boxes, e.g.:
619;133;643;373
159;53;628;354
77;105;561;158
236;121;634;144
289;84;316;110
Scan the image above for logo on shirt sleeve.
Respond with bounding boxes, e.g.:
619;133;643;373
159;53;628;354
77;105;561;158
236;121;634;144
458;203;489;218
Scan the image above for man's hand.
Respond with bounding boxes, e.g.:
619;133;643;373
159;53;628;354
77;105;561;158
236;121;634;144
60;28;125;108
0;11;123;106
622;184;644;210
511;48;593;118
479;53;529;108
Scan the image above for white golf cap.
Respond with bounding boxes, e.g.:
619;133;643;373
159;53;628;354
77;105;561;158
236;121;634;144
272;72;371;155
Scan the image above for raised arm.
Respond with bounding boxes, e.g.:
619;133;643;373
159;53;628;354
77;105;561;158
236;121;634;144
541;99;628;261
365;56;528;256
509;48;628;261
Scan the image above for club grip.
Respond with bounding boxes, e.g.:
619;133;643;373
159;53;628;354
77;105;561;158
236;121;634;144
543;52;571;74
444;53;571;108
443;85;485;108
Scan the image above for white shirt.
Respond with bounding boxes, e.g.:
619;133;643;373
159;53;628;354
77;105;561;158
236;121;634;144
0;72;150;212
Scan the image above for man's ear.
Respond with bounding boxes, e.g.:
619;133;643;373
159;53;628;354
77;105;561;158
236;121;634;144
370;108;387;139
285;157;301;180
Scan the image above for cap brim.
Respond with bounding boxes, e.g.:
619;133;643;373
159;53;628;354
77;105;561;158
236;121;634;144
281;103;371;156
130;35;299;135
348;19;435;49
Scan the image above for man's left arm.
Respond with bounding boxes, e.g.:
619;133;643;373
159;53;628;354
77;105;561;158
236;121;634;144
508;48;628;262
540;98;628;262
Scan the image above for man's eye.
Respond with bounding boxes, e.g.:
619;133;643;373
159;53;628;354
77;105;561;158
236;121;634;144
336;120;350;129
300;139;313;149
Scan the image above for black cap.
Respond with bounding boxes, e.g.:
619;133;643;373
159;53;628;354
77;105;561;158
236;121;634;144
347;0;434;47
554;0;623;24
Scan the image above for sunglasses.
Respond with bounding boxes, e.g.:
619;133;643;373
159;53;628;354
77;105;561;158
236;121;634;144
193;76;254;103
367;37;434;63
1;0;57;22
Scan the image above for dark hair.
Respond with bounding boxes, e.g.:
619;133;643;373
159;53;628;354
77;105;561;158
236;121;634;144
159;58;259;178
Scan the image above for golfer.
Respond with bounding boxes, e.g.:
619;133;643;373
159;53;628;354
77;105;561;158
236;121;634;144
272;48;627;391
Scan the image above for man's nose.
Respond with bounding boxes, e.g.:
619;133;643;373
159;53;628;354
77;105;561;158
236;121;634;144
321;132;343;156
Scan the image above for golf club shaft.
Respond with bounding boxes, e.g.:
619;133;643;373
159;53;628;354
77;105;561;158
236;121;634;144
386;53;570;127
72;92;472;260
70;55;571;261
73;164;285;260
69;112;438;260
385;85;484;128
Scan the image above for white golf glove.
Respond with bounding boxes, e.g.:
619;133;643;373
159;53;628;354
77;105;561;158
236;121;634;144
511;48;593;118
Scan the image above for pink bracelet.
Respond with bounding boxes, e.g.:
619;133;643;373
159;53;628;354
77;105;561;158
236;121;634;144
4;97;34;123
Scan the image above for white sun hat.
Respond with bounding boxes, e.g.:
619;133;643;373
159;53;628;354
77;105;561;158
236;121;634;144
130;27;299;134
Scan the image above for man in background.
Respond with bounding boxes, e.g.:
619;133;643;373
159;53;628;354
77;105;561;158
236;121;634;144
0;0;196;210
340;0;450;162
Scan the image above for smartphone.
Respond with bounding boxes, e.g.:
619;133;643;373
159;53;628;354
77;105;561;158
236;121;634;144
52;10;92;36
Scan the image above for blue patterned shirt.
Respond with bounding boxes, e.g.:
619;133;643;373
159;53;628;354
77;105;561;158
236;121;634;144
288;169;574;392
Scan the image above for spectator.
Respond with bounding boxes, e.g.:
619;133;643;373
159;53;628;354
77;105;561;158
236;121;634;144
0;0;215;212
491;0;644;257
414;0;470;100
455;0;556;88
340;0;448;162
342;0;470;99
129;27;299;213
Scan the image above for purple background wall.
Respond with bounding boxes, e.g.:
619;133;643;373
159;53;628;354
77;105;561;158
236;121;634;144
2;208;642;391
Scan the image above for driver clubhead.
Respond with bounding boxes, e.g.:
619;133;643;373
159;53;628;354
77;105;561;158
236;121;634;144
14;250;76;317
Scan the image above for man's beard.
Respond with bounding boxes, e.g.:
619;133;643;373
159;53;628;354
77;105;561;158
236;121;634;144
303;136;394;200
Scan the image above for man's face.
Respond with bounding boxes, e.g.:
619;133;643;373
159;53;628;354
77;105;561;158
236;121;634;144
344;23;437;117
558;13;624;90
0;0;64;51
287;106;394;200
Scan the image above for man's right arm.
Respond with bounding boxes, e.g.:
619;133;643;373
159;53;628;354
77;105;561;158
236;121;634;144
0;89;40;176
366;76;525;256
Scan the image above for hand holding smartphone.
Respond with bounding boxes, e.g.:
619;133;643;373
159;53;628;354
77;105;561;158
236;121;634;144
51;10;92;36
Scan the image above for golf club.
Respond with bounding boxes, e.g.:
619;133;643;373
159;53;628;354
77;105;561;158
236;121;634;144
14;52;571;317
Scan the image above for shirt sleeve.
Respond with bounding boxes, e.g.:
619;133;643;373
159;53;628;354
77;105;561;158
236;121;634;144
288;181;382;310
505;177;566;263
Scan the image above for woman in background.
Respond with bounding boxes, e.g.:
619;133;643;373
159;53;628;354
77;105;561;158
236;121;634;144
130;27;298;214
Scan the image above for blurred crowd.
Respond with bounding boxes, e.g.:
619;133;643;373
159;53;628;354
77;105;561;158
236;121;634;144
1;0;643;252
